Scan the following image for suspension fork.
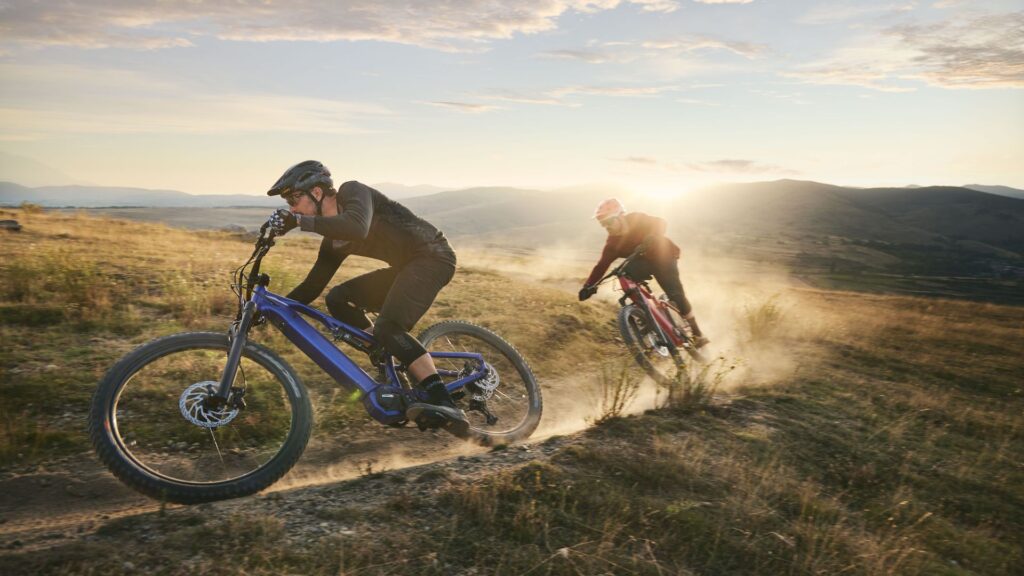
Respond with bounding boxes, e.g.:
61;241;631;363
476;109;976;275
633;292;684;365
215;300;257;399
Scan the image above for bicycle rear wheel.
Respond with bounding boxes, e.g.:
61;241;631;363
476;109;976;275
418;321;541;446
89;332;312;504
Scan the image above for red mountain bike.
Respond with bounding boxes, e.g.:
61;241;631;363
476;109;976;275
590;246;705;385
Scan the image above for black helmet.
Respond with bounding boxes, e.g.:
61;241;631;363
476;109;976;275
266;160;333;196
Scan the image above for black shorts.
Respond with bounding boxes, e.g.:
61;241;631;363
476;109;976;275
326;246;456;331
623;256;693;316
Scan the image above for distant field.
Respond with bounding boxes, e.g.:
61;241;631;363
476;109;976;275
57;206;273;231
52;206;1024;307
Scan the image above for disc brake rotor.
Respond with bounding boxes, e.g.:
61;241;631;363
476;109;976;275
644;333;670;357
179;381;239;428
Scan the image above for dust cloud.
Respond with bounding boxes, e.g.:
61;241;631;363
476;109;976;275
273;248;832;491
461;246;829;394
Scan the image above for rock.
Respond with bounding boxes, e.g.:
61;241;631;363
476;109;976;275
0;220;22;232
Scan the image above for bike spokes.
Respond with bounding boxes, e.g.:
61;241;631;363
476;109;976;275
429;334;532;435
113;349;293;484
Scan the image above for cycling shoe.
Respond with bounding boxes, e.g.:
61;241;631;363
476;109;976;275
406;403;470;438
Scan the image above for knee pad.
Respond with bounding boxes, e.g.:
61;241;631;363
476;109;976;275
373;317;427;366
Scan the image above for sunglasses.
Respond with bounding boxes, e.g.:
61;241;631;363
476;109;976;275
282;190;306;207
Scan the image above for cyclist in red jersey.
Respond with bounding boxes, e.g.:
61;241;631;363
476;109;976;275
579;198;709;348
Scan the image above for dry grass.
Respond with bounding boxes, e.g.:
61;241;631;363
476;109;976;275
2;209;1022;575
591;359;642;425
0;209;622;465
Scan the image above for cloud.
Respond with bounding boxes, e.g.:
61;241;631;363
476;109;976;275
539;49;617;63
798;2;916;25
620;156;660;165
748;88;809;104
426;101;502;113
642;36;769;59
676;98;721;106
0;1;684;51
785;11;1024;90
480;84;677;107
693;0;755;4
553;85;678;97
484;92;580;106
888;12;1024;88
0;64;391;137
615;156;798;176
630;0;681;12
688;159;799;175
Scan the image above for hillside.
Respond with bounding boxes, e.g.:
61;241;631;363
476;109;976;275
0;181;282;208
965;184;1024;200
0;210;1022;574
0;181;441;208
42;179;1024;304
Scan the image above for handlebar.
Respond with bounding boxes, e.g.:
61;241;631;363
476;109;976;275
232;223;278;314
590;244;646;288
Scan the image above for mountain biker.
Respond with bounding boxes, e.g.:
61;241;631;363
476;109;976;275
578;198;709;348
265;160;468;434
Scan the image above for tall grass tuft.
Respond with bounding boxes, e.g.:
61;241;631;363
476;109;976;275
741;294;784;343
592;359;641;425
665;355;733;410
18;202;43;215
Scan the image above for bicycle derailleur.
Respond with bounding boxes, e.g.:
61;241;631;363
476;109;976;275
457;361;500;426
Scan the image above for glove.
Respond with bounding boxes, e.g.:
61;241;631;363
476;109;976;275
268;208;298;235
578;285;597;301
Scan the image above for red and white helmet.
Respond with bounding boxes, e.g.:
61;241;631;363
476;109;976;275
593;198;625;221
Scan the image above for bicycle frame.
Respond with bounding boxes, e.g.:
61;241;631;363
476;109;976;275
213;232;490;426
616;275;685;349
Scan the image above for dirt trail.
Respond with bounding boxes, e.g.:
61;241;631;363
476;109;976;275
0;369;617;553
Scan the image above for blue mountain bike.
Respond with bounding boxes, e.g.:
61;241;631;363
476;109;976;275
88;225;542;504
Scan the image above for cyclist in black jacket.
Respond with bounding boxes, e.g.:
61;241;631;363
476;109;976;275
266;160;467;434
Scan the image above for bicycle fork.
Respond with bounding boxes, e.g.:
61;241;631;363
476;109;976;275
635;295;686;368
213;300;257;402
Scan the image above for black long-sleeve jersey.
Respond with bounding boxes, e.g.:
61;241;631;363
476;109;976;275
286;181;452;304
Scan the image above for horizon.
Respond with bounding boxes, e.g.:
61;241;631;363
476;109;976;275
1;1;1022;194
3;174;1023;200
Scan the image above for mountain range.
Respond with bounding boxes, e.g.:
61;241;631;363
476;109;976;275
3;178;1021;278
0;181;444;208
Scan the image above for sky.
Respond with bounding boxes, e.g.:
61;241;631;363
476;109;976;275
0;0;1022;196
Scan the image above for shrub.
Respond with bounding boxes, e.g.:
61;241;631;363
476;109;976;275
741;295;784;343
592;359;641;425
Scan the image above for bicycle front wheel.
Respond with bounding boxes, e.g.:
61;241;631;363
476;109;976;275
419;321;542;446
618;304;682;387
88;332;313;504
